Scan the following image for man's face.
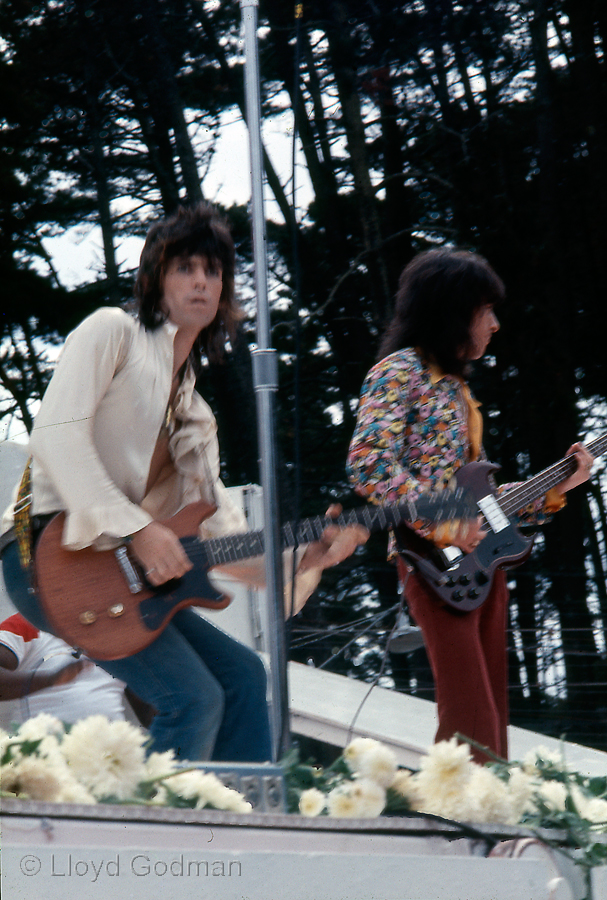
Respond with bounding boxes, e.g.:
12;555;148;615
161;253;223;337
467;304;500;359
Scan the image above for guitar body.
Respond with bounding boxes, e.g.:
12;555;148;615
397;461;535;612
35;501;231;661
32;489;476;659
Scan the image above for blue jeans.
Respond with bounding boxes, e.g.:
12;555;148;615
2;541;272;762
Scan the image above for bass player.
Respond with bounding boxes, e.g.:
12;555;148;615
347;248;593;762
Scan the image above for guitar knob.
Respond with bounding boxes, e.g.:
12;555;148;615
468;588;480;599
107;603;125;618
451;589;464;602
458;574;471;586
444;576;456;588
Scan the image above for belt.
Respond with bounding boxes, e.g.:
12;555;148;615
0;514;57;557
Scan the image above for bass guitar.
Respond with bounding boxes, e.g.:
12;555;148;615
35;489;475;660
396;433;606;612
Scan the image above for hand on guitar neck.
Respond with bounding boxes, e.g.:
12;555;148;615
130;503;370;589
554;442;594;494
297;503;369;573
433;442;594;557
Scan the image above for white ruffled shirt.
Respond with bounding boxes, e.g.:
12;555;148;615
4;307;247;549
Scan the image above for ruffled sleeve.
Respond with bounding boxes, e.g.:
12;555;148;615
29;309;153;549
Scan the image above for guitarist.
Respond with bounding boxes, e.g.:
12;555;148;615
347;248;593;762
1;202;367;763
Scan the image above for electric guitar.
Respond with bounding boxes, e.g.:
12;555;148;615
396;433;606;612
34;490;475;660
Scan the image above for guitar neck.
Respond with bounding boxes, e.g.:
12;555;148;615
198;493;468;568
499;432;607;519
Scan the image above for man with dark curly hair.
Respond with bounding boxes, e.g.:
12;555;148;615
2;203;365;762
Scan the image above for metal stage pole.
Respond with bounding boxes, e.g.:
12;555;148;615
239;0;290;762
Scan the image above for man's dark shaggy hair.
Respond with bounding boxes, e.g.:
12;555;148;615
134;203;242;367
378;248;505;375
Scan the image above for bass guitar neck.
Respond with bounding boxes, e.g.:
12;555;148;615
398;434;605;612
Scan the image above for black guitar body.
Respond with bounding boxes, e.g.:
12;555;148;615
396;461;535;612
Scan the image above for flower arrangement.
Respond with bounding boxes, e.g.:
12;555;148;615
0;713;252;812
3;712;607;878
283;735;607;874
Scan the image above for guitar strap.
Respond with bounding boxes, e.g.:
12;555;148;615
13;457;34;570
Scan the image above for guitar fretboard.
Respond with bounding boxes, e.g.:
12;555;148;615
498;432;606;520
188;490;472;568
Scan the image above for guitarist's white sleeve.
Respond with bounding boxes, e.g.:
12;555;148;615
27;309;155;549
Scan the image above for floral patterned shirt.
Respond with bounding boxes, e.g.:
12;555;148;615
347;348;562;549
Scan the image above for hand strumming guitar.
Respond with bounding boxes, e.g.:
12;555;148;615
297;503;369;573
130;521;193;587
129;504;369;591
288;504;369;617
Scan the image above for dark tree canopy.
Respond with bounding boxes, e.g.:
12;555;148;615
2;0;607;751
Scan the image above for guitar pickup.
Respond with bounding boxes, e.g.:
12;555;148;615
477;495;510;533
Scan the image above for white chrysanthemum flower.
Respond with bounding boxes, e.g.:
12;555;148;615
143;750;179;781
327;783;361;818
535;779;568;813
160;769;209;801
139;750;179;802
462;766;518;825
17;714;65;742
192;773;252;813
147;784;170;806
574;792;607;825
31;733;67;767
412;738;474;817
160;769;252;813
299;787;326;817
61;715;147;800
1;756;65;801
523;745;565;775
344;738;381;769
565;784;607;825
2;717;65;771
56;778;97;805
327;778;386;818
507;767;538;820
211;788;252;814
353;778;386;817
420;738;473;780
347;741;398;789
390;769;419;806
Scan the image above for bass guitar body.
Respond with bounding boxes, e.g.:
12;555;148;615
397;461;535;612
35;501;229;661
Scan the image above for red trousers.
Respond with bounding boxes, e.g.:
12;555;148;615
399;558;510;763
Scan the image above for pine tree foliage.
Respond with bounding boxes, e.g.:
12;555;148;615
1;0;606;748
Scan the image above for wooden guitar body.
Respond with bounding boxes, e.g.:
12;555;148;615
33;489;476;660
35;501;229;661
